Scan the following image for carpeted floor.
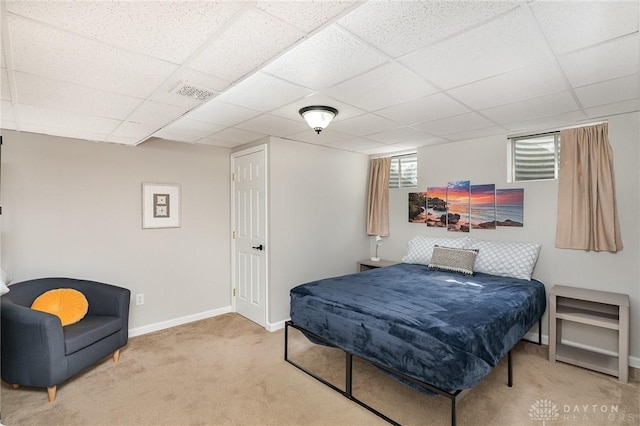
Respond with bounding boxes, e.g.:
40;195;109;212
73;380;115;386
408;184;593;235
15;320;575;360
2;313;638;425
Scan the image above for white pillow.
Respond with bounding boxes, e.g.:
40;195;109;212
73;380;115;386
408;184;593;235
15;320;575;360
402;235;470;266
466;238;541;281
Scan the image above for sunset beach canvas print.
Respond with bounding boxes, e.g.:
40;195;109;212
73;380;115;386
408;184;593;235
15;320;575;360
408;192;428;223
446;181;470;232
470;184;496;229
426;186;447;227
496;188;524;226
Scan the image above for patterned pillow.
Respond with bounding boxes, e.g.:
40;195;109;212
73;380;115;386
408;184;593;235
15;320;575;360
466;238;541;281
428;246;478;275
402;235;470;265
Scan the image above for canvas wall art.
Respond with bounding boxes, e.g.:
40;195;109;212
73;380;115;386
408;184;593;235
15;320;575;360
470;184;496;229
446;181;470;232
426;186;448;227
496;188;524;227
408;192;428;223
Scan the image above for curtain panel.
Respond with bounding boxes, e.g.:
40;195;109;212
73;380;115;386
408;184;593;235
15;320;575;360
367;157;391;236
555;123;623;252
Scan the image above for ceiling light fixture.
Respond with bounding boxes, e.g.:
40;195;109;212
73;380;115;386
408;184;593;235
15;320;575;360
299;106;339;134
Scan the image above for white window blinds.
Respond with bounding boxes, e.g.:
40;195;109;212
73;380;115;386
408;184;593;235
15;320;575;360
389;154;417;188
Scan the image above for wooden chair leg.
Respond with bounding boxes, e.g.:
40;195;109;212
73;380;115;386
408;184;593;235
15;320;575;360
113;349;120;363
11;384;20;389
47;386;57;402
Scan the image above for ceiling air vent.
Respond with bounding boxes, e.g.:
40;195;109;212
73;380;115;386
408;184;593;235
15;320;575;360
172;82;217;102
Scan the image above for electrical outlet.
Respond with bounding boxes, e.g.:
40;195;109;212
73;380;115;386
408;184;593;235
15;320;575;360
135;293;144;306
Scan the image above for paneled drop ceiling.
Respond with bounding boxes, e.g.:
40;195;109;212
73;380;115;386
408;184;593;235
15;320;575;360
1;1;638;155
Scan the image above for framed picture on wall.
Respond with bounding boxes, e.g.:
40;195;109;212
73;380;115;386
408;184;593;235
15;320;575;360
142;183;181;229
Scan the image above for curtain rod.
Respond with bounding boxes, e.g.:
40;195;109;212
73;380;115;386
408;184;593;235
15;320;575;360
507;120;607;140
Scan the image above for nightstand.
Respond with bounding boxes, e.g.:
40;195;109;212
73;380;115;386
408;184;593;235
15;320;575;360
549;285;629;383
357;259;399;272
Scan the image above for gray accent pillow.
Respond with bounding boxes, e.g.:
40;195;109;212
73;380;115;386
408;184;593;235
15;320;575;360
428;245;478;275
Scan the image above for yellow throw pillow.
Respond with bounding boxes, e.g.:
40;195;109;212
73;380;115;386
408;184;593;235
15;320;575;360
31;288;89;326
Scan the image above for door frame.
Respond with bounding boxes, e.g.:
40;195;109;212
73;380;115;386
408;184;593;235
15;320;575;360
230;144;269;328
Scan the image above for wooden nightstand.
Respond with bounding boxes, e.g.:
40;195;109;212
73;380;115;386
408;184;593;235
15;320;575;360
549;285;629;383
357;259;399;272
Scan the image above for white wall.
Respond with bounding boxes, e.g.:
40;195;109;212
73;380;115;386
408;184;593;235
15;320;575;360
268;137;370;325
1;131;231;330
383;112;640;363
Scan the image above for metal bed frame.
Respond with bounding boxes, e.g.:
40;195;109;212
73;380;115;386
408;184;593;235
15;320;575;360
284;319;542;426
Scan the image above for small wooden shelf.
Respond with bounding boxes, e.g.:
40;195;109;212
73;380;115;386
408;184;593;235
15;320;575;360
549;285;629;383
357;259;399;272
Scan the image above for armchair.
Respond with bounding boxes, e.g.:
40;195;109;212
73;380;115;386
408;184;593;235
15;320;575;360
1;277;130;401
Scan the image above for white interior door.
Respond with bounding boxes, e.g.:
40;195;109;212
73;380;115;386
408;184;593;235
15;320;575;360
231;146;267;327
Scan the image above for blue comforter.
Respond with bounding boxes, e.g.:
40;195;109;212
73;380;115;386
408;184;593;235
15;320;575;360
289;263;546;391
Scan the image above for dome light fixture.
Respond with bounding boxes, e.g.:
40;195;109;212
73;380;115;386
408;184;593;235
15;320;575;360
299;106;339;134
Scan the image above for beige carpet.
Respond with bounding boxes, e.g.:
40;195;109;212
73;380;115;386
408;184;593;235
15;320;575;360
2;313;638;425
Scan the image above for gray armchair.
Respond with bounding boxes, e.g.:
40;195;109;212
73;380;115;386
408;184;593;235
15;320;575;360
1;277;130;401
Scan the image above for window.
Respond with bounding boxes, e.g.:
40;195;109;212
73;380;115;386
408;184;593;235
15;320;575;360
389;153;417;188
510;133;560;181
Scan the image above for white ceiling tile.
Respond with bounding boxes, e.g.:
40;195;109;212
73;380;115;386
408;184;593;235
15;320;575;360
376;93;470;126
235;114;309;137
6;1;244;64
287;128;352;145
16;103;121;134
585;99;640;120
14;72;143;120
329;113;400;136
151;129;202;143
481;91;579;125
400;8;553;89
269;92;365;123
1;69;11;101
530;1;639;54
575;75;638;109
112;121;161;140
559;36;639;87
255;1;358;33
414;112;495;136
1;121;17;131
338;1;517;58
263;26;388;90
189;8;305;81
324;62;437;111
163;119;225;138
443;126;508;142
198;138;244;149
19;122;108;143
127;101;192;128
216;72;311;112
210;127;267;144
446;61;568;110
366;127;434;144
503;110;588;133
185;100;262;126
1;100;15;122
8;16;178;98
325;137;386;153
150;68;231;108
104;134;140;146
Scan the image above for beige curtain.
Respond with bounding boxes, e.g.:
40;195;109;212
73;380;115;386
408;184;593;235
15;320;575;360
367;157;391;236
555;123;622;252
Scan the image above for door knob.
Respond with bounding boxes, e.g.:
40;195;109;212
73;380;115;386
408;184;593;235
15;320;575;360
252;244;264;251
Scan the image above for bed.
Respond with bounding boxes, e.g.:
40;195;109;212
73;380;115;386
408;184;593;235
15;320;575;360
285;237;546;425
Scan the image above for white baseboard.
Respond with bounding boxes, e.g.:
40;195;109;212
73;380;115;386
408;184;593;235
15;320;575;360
523;331;640;369
129;306;232;337
266;318;289;332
